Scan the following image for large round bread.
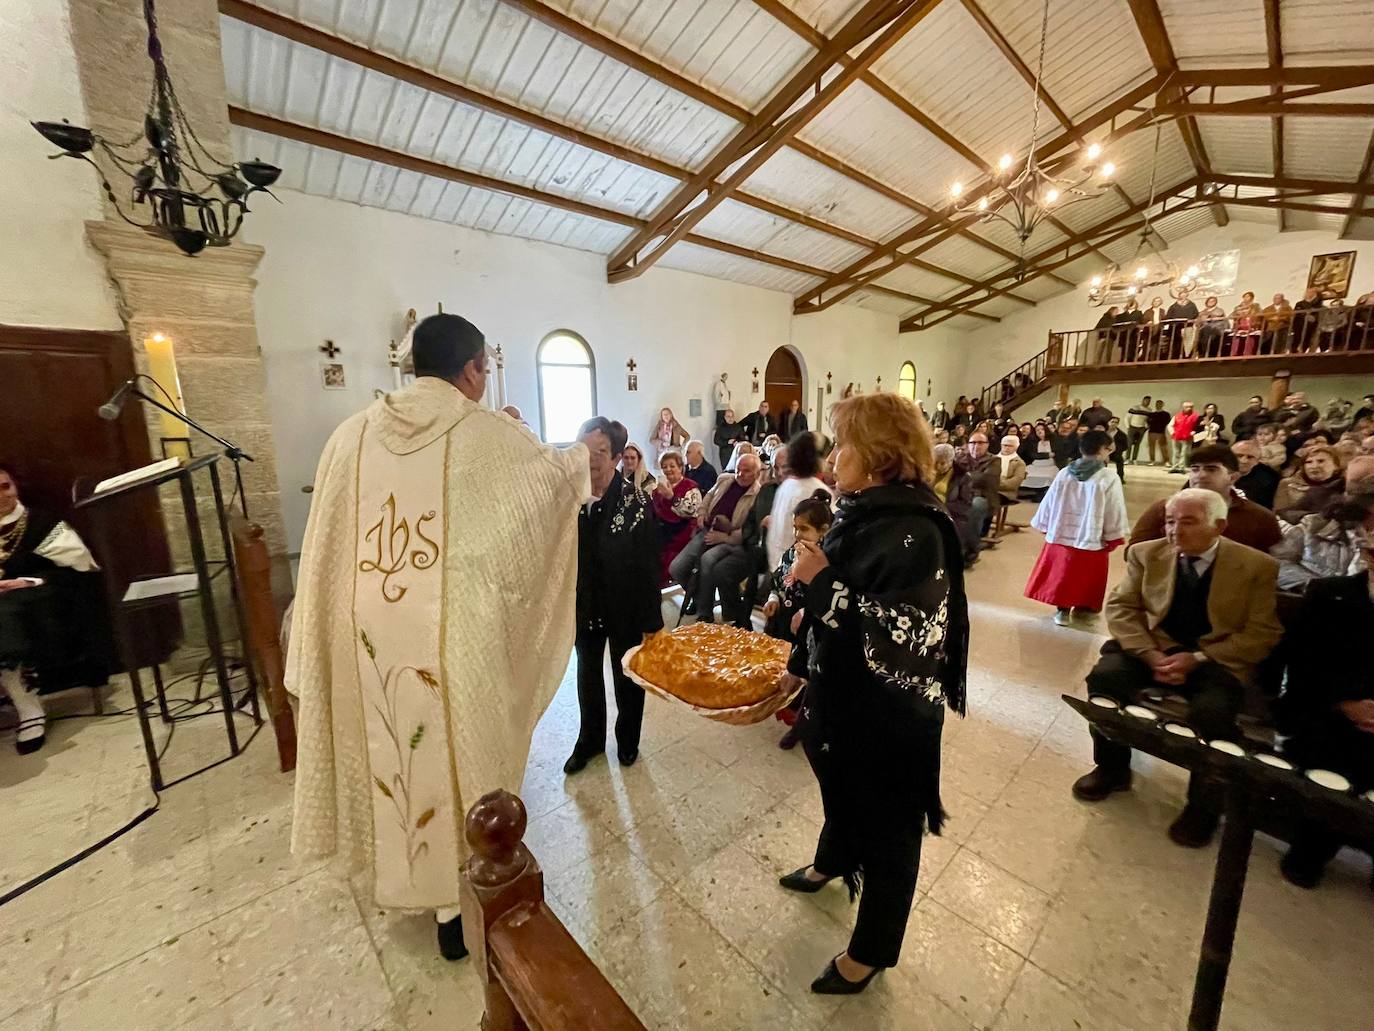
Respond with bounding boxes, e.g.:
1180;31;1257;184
628;623;791;709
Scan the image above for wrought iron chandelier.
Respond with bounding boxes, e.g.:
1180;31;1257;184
1087;123;1179;307
947;0;1114;257
32;0;280;256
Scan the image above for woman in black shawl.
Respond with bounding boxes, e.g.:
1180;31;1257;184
775;393;969;995
0;462;108;753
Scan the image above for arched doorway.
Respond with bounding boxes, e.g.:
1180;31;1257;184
764;346;803;434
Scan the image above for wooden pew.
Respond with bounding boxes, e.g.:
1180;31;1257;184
462;790;646;1031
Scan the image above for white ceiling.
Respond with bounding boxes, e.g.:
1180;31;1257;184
220;0;1374;328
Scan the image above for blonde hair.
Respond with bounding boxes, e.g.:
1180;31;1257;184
830;393;933;485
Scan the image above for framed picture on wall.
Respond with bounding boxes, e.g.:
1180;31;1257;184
1307;251;1356;300
321;362;347;390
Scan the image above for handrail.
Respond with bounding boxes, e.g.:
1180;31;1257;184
462;789;646;1031
1047;304;1374;371
981;347;1050;414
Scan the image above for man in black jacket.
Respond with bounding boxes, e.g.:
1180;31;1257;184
1052;418;1081;468
742;401;776;445
1230;395;1270;441
1080;398;1113;429
1277;565;1374;888
1163;292;1199;358
714;408;746;467
565;417;664;775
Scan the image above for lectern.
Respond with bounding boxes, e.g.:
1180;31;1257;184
76;454;261;789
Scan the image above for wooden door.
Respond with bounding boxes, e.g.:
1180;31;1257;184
0;325;178;667
764;347;803;433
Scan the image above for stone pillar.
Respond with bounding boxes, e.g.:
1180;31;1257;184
65;0;285;554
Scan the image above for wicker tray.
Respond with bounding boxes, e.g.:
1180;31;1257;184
621;643;802;726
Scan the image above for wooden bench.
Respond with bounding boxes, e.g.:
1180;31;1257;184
462;790;646;1031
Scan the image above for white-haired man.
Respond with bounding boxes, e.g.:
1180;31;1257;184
1073;488;1282;847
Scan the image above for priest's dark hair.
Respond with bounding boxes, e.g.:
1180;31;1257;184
412;313;485;381
1079;429;1112;457
578;416;628;457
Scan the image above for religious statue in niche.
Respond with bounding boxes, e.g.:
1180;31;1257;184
627;358;638;392
713;372;731;411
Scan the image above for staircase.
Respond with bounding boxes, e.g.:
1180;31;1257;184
977;346;1054;416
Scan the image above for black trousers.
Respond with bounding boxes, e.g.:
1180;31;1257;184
804;736;924;969
1283;718;1374;868
574;626;644;755
1085;646;1244;813
1128;426;1147;460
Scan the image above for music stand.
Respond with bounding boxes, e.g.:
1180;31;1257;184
76;454;262;789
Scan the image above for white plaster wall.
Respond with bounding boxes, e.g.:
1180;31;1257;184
949;223;1374;396
0;1;120;329
243;190;910;550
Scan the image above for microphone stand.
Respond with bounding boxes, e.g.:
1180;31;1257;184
128;385;254;519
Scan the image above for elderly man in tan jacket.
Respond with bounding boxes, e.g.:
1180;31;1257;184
1072;488;1282;847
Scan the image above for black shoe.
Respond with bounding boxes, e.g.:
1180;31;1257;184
437;914;469;961
1279;847;1325;890
1071;766;1132;802
779;866;833;894
617;747;639;767
1168;805;1219;848
810;956;881;995
563;747;603;775
778;726;800;750
16;728;46;755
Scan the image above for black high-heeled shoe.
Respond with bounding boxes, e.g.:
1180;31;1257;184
437;914;469;961
810;956;881;995
778;866;833;893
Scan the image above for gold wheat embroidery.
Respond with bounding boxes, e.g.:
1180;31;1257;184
360;628;441;879
359;493;440;602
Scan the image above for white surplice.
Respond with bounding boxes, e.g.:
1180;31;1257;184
287;377;590;911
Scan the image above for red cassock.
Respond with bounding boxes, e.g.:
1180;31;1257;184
1024;541;1122;610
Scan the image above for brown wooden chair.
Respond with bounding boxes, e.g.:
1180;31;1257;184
463;790;646;1031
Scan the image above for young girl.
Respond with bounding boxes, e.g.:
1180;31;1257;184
764;490;833;750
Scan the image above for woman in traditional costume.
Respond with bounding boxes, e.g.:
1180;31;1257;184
775;393;969;995
1025;429;1128;626
650;448;703;585
620;442;654;494
0;463;105;754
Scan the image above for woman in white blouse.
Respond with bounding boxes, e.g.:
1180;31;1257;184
765;433;833;573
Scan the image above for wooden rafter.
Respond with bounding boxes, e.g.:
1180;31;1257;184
898;178;1200;328
1342;130;1374;240
228;108;848;285
794;77;1165;315
1126;0;1227;227
1206;173;1374;193
1170;67;1374;88
1264;0;1286;231
605;0;942;283
1155;101;1374;118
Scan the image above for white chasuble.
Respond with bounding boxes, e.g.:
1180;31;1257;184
287;377;590;913
354;431;458;909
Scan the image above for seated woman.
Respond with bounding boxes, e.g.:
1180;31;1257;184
1194;296;1229;358
1020;422;1059;492
650;448;703;586
776;393;968;995
621;442;654;495
1271;486;1372;590
0;462;105;754
1274;445;1345;522
1228;291;1264;356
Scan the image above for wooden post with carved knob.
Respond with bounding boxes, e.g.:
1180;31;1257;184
229;517;295;771
461;790;646;1031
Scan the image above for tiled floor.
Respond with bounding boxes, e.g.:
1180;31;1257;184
3;465;1373;1030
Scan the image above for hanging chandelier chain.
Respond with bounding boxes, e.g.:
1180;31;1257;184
1025;0;1052;176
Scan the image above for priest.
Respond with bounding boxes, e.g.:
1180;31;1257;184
287;313;590;961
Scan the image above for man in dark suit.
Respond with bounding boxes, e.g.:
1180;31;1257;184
1277;559;1374;888
741;401;776;445
1073;488;1282;846
1231;440;1279;510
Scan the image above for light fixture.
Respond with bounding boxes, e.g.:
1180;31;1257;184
1087;123;1180;307
32;0;280;255
950;181;964;197
998;153;1014;172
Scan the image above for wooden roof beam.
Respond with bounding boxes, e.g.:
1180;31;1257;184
605;0;941;283
1264;0;1286;231
1127;0;1227;227
792;74;1165;313
1170;67;1374;88
228;108;847;286
1341;130;1374;240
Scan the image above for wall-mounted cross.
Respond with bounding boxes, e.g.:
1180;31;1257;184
751;367;759;378
626;358;637;373
320;340;341;359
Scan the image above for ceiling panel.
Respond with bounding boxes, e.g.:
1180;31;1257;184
692;200;869;271
1197;116;1274;176
656;240;821;294
1279;0;1374;66
741;147;924;241
1285;118;1374;179
1161;0;1267;67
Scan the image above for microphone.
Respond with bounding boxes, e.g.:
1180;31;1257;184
98;378;136;421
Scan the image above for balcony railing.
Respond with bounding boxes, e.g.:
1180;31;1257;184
1047;304;1374;371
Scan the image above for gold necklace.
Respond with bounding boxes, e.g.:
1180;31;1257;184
0;510;28;567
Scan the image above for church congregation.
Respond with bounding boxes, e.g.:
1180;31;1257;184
8;0;1374;1028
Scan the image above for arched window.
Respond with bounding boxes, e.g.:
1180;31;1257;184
537;331;596;443
898;361;917;401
